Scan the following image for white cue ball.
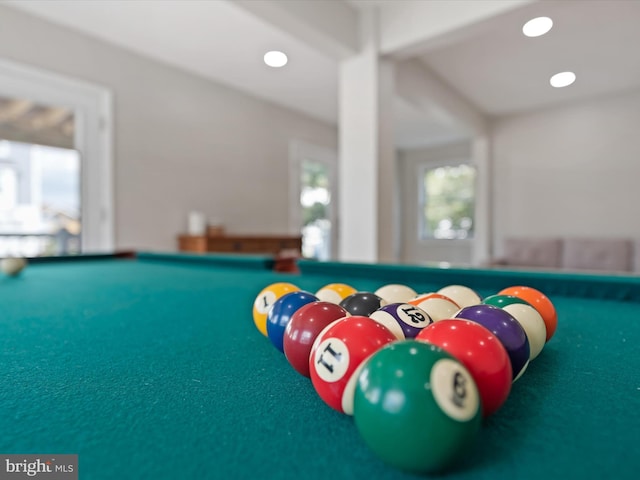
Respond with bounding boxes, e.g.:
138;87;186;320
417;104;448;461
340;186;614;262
1;257;27;276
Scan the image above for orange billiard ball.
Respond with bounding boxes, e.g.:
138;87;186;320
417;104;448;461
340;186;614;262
498;286;557;342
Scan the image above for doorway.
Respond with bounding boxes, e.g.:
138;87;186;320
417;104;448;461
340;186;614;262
0;58;113;253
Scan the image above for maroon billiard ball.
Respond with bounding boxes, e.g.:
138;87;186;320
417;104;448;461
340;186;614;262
283;301;348;377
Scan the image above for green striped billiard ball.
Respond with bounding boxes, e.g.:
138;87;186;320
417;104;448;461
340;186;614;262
353;340;481;474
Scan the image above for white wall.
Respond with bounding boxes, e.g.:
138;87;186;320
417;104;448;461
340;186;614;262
491;88;640;258
0;6;337;251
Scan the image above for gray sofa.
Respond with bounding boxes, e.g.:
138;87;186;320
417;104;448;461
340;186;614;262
492;237;636;273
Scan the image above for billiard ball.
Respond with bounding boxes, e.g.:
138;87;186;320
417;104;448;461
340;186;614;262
0;257;27;276
437;285;482;308
499;286;557;342
455;304;530;381
253;282;299;336
315;283;357;304
369;302;432;339
416;320;512;417
409;293;460;321
283;301;348;377
374;284;418;304
266;291;318;353
483;294;547;360
339;292;387;316
353;340;481;473
309;315;395;415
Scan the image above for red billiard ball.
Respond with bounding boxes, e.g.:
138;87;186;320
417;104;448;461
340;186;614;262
369;302;433;339
283;301;349;377
416;320;512;417
309;316;395;415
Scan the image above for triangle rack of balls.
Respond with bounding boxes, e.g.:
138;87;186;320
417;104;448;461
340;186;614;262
252;281;557;474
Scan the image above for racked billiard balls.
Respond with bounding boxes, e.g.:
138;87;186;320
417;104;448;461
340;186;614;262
339;292;387;317
309;315;395;414
369;302;432;339
455;304;530;381
283;301;348;377
416;319;512;417
353;340;481;473
253;282;299;336
266;291;318;353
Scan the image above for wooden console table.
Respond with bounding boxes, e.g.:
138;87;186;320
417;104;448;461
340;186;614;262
177;234;302;255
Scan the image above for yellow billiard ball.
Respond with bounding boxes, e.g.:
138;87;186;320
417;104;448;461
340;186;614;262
315;283;357;304
252;282;299;336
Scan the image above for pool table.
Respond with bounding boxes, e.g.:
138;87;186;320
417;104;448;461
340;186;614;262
1;252;638;479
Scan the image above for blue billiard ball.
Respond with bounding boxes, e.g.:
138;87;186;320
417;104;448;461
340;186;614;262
266;291;318;352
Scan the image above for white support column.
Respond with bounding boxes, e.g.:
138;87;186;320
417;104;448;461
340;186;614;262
338;9;396;263
471;135;491;266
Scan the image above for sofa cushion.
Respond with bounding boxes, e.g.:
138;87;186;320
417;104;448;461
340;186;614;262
562;238;633;272
502;237;562;268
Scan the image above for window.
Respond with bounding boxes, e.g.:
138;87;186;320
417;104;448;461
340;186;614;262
300;159;332;260
289;141;337;261
419;163;476;240
0;140;81;256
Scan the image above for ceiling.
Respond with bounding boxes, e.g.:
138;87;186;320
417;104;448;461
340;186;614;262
4;0;640;149
0;96;74;149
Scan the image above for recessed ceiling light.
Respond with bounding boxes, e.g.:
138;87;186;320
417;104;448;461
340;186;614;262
550;71;576;88
522;16;553;37
264;51;288;68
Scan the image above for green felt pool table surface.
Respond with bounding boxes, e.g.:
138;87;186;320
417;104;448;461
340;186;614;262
1;252;639;479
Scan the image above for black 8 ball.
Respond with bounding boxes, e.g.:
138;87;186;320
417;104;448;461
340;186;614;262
339;292;387;317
